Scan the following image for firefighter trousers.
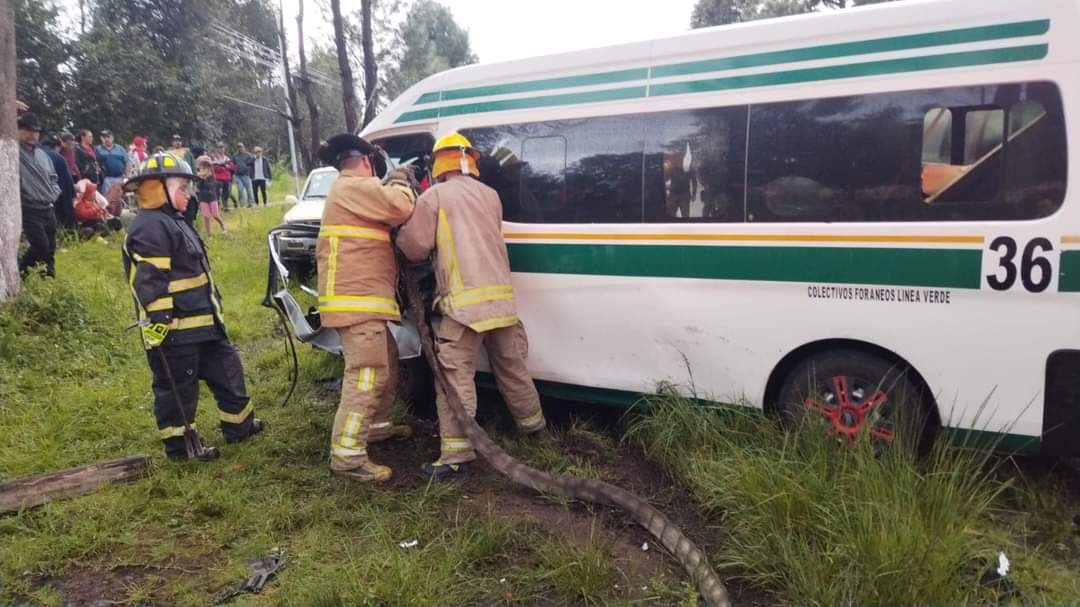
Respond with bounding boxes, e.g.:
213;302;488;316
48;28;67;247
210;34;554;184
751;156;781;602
330;320;400;471
146;338;255;457
434;317;546;465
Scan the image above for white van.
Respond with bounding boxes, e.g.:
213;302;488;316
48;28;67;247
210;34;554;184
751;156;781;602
269;0;1080;455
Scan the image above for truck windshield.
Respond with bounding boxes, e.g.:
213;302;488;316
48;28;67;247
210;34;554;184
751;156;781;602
303;171;337;199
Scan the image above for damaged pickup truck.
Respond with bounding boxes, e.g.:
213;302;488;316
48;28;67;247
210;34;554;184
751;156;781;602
263;135;435;389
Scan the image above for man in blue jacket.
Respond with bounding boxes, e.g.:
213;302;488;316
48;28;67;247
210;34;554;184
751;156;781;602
96;129;129;194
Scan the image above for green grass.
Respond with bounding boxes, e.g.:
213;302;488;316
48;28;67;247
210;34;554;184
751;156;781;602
3;202;1078;605
0;205;701;607
627;389;1080;606
266;161;301;204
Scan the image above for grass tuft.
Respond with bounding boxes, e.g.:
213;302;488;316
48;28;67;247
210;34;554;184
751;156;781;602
627;389;1078;606
534;523;617;605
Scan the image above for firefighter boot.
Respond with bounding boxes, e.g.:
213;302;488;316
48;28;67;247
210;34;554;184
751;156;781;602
421;461;471;481
332;459;393;483
225;418;266;444
368;423;414;444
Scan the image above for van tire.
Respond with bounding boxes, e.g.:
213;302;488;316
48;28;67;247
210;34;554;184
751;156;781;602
775;349;935;451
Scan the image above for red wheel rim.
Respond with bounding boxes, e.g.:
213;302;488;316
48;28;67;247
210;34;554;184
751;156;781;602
803;375;895;443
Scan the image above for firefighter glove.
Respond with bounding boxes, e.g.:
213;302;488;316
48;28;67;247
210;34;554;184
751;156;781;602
388;167;420;191
142;322;170;348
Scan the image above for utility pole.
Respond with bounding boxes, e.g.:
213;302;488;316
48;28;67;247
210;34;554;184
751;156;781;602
0;0;21;300
278;0;301;198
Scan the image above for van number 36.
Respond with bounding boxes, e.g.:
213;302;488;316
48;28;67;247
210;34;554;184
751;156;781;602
984;236;1054;293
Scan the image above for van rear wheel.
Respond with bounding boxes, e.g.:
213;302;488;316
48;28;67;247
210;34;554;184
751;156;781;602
776;349;934;451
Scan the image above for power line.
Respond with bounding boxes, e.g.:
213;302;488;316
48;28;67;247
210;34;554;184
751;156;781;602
204;18;340;90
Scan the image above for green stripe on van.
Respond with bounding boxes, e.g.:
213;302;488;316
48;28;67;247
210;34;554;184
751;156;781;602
398;87;647;123
507;243;982;289
650;45;1048;97
407;19;1048;108
423;68;650;104
397;107;441;123
395;44;1048;123
651;19;1049;78
1060;251;1080;292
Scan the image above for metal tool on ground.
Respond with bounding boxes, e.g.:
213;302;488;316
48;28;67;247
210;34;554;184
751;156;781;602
399;260;731;607
153;344;220;461
215;549;286;603
126;295;220;462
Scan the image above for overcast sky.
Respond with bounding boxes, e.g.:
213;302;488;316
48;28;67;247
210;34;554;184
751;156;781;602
281;0;700;64
56;0;700;64
431;0;699;63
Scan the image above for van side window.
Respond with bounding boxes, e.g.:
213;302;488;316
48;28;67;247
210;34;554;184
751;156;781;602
465;81;1064;224
747;93;923;222
748;82;1066;222
521;136;567;221
921;106;1004;203
464;115;644;222
644;106;747;222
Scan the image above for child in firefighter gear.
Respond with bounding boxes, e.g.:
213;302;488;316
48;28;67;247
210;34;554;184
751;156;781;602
316;133;418;482
397;132;547;481
122;152;264;461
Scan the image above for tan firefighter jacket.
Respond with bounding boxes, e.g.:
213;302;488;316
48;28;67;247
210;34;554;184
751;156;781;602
397;173;517;333
316;169;416;327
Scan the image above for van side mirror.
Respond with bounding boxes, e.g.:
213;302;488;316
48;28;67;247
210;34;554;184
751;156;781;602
285;195;299;205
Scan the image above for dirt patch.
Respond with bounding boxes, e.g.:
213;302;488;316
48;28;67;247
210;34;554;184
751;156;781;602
369;405;777;606
31;563;184;606
24;545;227;607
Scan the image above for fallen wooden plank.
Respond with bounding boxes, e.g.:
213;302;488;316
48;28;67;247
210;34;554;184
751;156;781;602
0;455;151;514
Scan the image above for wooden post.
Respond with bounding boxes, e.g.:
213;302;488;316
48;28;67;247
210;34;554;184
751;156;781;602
0;455;151;514
0;0;21;301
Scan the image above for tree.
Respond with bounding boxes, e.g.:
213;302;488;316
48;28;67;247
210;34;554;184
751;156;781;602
691;0;895;27
14;0;70;132
330;0;359;133
299;45;347;143
1;0;19;300
383;0;477;102
360;0;377;127
70;0;211;143
296;0;319;169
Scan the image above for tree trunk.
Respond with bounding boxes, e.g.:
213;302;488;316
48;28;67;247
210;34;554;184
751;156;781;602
297;0;319;169
330;0;358;133
278;0;306;172
360;0;377;127
0;0;21;301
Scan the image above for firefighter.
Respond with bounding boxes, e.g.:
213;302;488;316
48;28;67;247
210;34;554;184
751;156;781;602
397;132;547;481
123;152;263;460
317;134;418;482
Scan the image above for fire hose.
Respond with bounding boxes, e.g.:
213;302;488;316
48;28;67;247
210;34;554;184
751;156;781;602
399;258;731;607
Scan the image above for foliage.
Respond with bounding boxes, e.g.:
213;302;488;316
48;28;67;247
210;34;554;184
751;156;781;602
627;391;1080;605
691;0;896;27
14;0;474;158
382;0;478;101
13;0;71;132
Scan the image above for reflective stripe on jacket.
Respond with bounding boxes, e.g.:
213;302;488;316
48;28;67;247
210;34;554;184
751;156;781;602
122;206;226;346
315;170;416;327
397;173;517;333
